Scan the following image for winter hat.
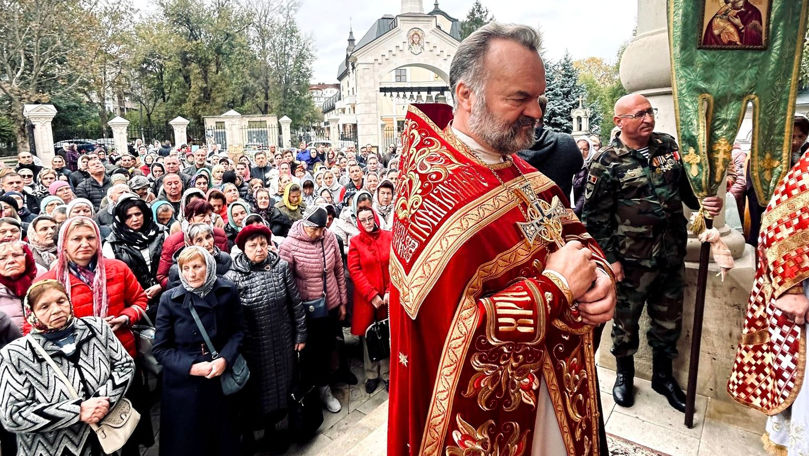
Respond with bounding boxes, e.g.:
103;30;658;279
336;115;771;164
301;205;328;228
48;180;70;195
128;175;150;190
0;194;20;212
234;223;272;252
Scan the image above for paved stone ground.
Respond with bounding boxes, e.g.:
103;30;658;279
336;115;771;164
136;335;771;456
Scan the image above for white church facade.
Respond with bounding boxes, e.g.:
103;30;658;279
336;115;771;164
323;0;461;150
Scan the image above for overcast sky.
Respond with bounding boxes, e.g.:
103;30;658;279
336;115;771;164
299;0;638;82
131;0;638;83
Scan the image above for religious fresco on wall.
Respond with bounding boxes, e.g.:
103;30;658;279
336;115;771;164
700;0;771;49
408;28;424;55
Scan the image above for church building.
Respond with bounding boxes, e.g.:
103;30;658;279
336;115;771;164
323;0;461;150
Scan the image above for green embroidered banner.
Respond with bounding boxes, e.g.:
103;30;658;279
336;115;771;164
668;0;808;210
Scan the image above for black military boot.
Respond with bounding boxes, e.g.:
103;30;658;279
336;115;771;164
613;356;635;407
651;353;687;412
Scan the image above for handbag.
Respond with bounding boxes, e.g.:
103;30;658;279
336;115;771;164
28;334;141;454
187;300;250;396
365;302;390;362
303;239;329;319
287;352;323;443
131;307;162;376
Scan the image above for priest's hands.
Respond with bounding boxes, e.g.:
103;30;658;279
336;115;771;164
545;241;597;299
577;269;617;325
773;294;809;325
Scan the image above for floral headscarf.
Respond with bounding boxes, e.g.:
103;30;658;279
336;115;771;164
55;217;109;318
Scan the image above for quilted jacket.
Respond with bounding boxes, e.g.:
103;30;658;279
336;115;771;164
0;317;134;456
33;259;148;357
74;175;110;211
278;221;347;310
225;250;306;415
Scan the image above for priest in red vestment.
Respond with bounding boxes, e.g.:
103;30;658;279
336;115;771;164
388;23;617;456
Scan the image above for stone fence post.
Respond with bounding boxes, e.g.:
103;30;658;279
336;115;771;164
22;104;57;165
279;116;292;148
328;116;340;144
169;116;190;148
107;117;130;156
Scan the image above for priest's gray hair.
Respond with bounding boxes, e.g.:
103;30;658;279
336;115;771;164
449;23;541;98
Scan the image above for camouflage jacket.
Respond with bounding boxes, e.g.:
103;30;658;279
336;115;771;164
581;132;700;268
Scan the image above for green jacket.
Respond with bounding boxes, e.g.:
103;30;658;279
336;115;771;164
581;132;699;268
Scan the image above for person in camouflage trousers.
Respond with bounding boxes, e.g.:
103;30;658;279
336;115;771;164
581;94;723;413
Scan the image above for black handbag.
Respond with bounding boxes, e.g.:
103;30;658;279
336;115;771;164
287;353;323;443
365;303;390;362
187;299;250;396
131;307;162;376
303;239;329;319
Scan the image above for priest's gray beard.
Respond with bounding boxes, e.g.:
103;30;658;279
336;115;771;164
467;95;537;156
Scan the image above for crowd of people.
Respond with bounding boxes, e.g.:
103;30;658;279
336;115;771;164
0;142;398;455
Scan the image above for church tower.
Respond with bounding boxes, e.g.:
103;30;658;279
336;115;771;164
401;0;423;14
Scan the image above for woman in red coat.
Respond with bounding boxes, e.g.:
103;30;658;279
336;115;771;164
347;207;391;394
33;216;152;456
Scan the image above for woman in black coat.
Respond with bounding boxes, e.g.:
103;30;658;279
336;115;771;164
225;224;306;451
153;246;244;456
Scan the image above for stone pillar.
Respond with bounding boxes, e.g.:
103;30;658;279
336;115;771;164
597;0;754;404
222;110;243;150
107;116;130;156
22;104;57;165
279;116;292;148
356;63;381;148
168;116;190;148
328;116;340;144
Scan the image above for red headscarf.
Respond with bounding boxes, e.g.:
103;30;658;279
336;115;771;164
0;241;38;298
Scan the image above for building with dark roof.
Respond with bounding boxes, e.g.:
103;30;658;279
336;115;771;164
323;0;461;150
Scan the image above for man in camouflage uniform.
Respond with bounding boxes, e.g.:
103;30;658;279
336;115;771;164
581;94;723;412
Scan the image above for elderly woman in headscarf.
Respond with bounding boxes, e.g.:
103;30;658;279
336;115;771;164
153;246;244;456
151;200;176;228
33;217;151;455
225;224;305;451
157;199;229;289
279;206;347;414
27;215;58;269
0;241;45;330
270;183;305;238
66;198;111;239
224;200;250;246
32;217;148;354
167;223;233;291
40;195;64;216
0;280;135;456
34;168;58;199
250;187;274;225
191;169;211;194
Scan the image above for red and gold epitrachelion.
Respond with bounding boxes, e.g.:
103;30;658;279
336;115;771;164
387;104;610;456
727;151;809;415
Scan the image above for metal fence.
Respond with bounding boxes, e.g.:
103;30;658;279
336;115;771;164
382;125;397;150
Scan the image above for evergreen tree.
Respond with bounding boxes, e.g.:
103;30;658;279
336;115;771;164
543;53;588;134
460;1;493;40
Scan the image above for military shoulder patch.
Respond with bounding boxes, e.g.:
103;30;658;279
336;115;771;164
588;175;598;184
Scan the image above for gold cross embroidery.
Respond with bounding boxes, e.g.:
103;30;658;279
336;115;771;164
760;152;779;183
683;147;701;177
712;137;733;182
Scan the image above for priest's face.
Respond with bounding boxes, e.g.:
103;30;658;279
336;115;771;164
467;39;545;155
